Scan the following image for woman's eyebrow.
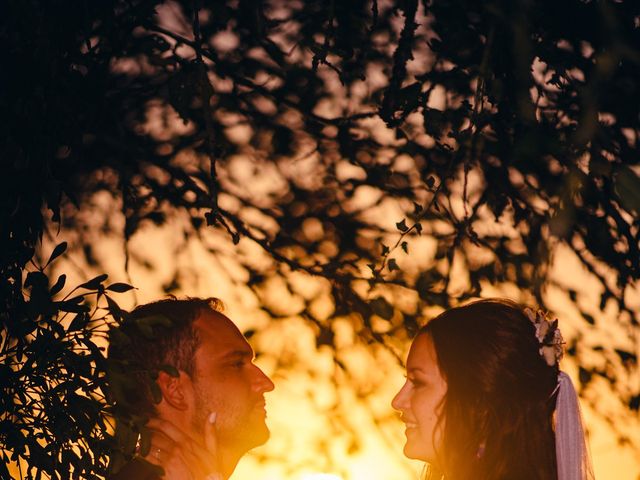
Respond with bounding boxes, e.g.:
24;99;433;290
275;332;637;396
407;366;427;374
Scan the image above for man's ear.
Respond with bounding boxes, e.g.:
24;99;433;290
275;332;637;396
156;370;192;411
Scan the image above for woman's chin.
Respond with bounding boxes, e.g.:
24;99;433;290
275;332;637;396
403;443;430;462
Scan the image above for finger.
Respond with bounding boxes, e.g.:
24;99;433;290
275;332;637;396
147;418;200;447
162;449;196;480
204;412;219;454
173;413;219;479
174;445;214;479
147;416;220;479
147;431;177;452
146;442;175;465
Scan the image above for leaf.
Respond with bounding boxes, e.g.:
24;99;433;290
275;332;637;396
381;243;390;256
0;453;11;480
316;326;335;347
578;366;592;387
57;300;90;314
78;274;108;291
68;313;89;332
105;294;122;319
370;296;394;320
46;242;67;267
106;282;135;293
401;241;408;253
582;312;596;325
25;271;48;290
388;258;399;271
50;274;66;296
273;125;294;156
426;176;435;188
614;166;640;213
243;329;256;339
168;65;198;124
395;219;409;232
108;328;131;348
205;210;218;226
614;349;637;365
415;269;440;300
549;206;575;239
423;107;447;138
599;291;613;311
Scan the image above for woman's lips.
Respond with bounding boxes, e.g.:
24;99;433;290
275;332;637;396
400;414;418;430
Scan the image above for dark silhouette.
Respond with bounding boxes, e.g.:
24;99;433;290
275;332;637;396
1;0;638;477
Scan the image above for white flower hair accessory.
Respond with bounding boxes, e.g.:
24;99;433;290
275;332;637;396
524;307;564;367
524;308;594;480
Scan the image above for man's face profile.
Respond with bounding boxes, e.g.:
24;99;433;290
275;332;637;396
190;309;274;452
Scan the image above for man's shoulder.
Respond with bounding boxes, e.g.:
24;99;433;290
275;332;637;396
108;457;164;480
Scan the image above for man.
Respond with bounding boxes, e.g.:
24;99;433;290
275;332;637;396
108;297;274;480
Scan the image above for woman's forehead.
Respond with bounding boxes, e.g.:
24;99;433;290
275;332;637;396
407;334;439;369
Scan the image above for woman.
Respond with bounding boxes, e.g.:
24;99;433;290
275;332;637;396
392;298;594;480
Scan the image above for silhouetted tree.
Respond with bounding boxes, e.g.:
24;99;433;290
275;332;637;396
2;0;638;477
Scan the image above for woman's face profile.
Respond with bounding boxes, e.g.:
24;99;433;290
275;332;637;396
392;333;448;465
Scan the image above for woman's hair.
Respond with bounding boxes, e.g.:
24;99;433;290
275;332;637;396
420;298;559;480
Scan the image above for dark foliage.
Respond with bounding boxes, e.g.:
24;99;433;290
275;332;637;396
1;0;639;477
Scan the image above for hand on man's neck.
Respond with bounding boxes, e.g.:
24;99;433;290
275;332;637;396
146;409;240;480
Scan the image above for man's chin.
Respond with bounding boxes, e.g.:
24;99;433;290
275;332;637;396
229;421;270;452
249;422;270;447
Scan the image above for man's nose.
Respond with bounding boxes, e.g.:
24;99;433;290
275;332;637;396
252;364;275;393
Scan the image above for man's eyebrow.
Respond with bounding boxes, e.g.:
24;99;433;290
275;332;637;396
223;349;253;360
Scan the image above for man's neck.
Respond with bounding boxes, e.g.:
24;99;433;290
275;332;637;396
217;444;244;480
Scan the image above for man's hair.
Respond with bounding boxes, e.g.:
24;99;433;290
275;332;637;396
420;298;558;480
108;296;224;417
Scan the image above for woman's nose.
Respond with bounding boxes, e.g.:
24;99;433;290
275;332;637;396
391;381;410;411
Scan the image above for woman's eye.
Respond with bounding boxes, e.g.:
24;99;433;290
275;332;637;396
410;378;426;388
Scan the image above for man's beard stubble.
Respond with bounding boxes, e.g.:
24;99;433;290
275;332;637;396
192;383;270;450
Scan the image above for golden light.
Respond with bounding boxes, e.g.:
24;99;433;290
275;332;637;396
34;42;640;477
39;202;640;480
298;474;343;480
